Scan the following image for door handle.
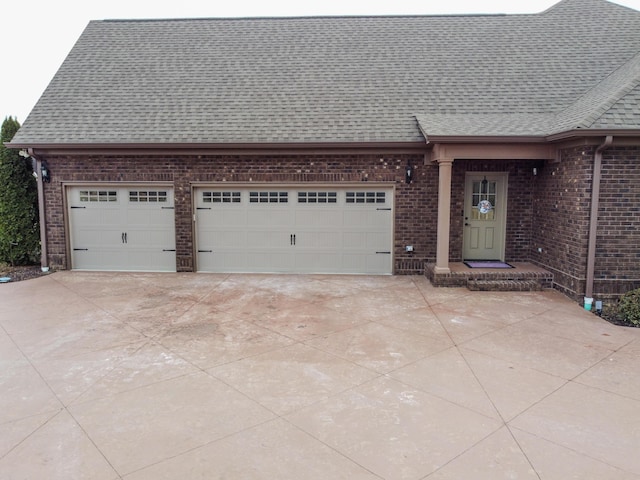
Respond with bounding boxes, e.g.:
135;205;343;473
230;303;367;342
290;234;296;246
122;232;128;244
293;234;296;246
122;232;125;243
465;223;470;226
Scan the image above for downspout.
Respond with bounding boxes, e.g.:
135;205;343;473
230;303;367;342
27;148;49;271
585;135;613;299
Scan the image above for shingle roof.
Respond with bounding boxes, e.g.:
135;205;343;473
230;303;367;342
591;83;640;129
417;51;640;139
11;0;640;146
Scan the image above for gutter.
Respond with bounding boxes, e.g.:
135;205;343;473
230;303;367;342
26;149;49;272
546;128;640;142
5;141;429;156
585;135;613;299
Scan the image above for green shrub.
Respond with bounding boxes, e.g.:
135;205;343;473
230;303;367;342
619;288;640;327
0;117;40;265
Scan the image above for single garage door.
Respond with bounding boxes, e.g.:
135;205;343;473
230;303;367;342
195;186;393;274
67;186;176;271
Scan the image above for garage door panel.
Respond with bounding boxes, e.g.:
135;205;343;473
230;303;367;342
366;255;392;273
294;210;343;228
125;249;176;272
246;230;291;249
341;253;391;274
71;207;121;227
125;228;175;249
125;209;171;226
201;251;267;272
72;248;129;271
343;232;390;250
213;209;246;227
75;230;122;251
366;232;392;250
246;251;295;272
343;211;374;227
201;230;247;248
343;210;390;228
246;209;292;227
295;253;340;272
296;231;343;249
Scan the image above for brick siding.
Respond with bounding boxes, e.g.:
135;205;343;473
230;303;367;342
531;146;593;297
41;153;431;274
593;146;640;298
531;145;640;300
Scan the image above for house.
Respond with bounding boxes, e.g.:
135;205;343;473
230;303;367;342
7;0;640;300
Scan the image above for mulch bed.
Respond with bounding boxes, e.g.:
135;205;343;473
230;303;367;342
0;265;49;283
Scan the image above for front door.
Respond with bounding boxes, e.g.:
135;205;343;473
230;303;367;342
463;173;508;261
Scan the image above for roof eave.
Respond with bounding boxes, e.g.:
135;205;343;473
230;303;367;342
423;135;548;144
5;140;429;156
545;128;640;142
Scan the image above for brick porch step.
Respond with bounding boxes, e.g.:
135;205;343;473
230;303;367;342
467;278;543;291
426;262;554;291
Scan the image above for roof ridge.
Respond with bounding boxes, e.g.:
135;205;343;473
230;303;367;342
541;0;640;15
98;13;513;23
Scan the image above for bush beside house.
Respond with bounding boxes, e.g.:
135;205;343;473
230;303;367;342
0;117;39;265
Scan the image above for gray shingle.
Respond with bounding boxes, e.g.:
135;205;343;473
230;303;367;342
11;0;640;145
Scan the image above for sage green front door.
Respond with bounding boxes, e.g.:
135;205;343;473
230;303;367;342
463;173;508;261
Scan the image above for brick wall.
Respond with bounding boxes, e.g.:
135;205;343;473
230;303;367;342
40;152;432;274
530;145;640;299
593;146;640;298
531;146;593;297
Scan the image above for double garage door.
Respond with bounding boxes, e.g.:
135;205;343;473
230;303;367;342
194;187;393;274
67;185;393;274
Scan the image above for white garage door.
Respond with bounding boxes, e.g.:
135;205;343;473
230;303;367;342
195;187;393;274
67;186;176;271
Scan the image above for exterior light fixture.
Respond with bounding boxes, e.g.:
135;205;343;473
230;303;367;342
41;161;51;183
405;161;414;184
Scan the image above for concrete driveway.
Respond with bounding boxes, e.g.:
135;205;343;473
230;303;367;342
1;272;639;479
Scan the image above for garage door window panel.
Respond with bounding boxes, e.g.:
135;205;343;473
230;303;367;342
129;191;168;203
298;192;337;204
203;191;241;203
250;191;288;203
346;191;386;204
80;190;118;202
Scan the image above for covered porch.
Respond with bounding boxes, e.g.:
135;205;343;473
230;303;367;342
425;142;557;291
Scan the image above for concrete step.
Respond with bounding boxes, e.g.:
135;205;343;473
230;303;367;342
467;279;544;291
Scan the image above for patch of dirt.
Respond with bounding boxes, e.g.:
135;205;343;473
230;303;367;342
0;265;50;283
598;304;638;328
